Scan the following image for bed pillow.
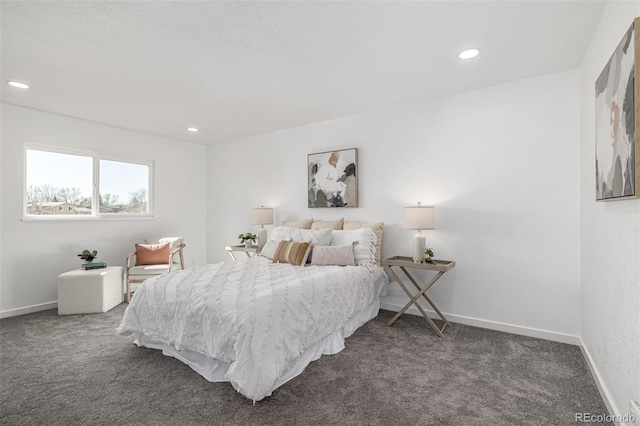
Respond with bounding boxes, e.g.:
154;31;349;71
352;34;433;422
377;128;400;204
311;218;344;230
310;244;356;266
135;243;170;266
343;222;384;264
280;219;313;229
273;241;312;266
259;240;280;260
270;226;333;246
159;237;184;254
330;228;376;265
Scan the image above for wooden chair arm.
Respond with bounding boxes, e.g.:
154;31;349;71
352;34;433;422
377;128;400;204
169;244;186;271
125;252;136;271
169;243;186;257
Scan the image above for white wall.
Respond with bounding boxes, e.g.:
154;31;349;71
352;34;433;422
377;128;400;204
0;103;208;317
207;69;582;342
579;1;640;420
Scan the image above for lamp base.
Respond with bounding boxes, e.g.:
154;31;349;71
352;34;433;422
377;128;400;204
258;226;267;250
412;231;426;263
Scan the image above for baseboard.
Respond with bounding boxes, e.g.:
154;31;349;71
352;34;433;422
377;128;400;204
0;301;58;319
379;299;581;346
579;338;633;426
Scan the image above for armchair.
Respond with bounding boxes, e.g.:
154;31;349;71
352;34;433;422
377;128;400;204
125;237;186;303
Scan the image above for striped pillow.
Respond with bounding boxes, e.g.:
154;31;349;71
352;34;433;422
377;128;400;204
273;241;312;266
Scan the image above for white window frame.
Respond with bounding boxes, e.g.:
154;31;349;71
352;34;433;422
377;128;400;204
23;143;154;220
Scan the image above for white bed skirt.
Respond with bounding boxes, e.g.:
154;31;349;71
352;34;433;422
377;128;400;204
132;297;381;399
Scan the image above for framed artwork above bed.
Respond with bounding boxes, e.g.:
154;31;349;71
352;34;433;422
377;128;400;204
308;148;358;208
594;17;639;201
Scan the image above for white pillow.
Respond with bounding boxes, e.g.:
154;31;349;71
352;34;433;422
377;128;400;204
259;240;280;260
270;226;333;246
343;222;384;264
330;228;376;264
158;237;184;253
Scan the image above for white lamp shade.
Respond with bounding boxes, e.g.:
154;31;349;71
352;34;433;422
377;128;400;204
251;207;273;225
404;205;435;230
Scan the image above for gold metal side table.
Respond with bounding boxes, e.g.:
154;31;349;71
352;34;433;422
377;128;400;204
382;256;456;337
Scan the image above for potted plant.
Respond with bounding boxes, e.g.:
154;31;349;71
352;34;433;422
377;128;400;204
78;249;98;263
238;233;257;248
424;247;434;263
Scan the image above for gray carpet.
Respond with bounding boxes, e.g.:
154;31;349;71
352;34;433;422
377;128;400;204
1;305;610;425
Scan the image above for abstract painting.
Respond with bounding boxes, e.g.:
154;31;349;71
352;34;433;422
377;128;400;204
595;17;639;201
308;148;358;208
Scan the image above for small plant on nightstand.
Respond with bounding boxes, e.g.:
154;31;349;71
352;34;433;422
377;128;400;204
424;247;434;263
238;233;257;248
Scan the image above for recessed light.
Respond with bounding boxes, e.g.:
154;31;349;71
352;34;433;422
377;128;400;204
7;81;29;89
458;48;480;60
187;127;198;132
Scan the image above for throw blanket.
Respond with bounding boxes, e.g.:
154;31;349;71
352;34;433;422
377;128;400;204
117;257;386;401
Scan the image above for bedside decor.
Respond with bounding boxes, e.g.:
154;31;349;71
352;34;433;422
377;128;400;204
78;249;98;263
308;148;358;208
595;17;639;200
404;202;435;263
81;262;107;270
382;256;455;337
425;247;434;263
251;206;273;250
238;232;257;248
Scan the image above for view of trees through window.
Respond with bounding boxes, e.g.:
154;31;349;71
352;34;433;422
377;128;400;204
25;148;151;216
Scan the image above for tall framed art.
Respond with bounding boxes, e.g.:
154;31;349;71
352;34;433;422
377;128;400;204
308;148;358;208
595;17;639;201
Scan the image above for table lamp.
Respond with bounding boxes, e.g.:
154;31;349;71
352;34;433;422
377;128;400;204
404;202;435;263
251;206;273;250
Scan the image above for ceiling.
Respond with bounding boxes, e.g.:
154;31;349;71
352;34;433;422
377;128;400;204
1;1;605;145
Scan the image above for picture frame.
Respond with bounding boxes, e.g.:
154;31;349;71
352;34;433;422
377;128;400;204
594;17;639;201
308;148;358;208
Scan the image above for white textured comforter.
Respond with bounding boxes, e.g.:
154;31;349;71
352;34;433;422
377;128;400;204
117;256;386;401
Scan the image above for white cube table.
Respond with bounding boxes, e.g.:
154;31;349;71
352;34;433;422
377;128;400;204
58;266;124;315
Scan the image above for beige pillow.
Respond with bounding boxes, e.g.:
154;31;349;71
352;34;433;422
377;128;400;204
273;241;312;266
311;218;344;230
343;222;384;264
281;218;313;229
310;244;356;266
135;243;170;266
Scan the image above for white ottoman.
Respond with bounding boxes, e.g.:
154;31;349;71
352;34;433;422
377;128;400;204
58;266;124;315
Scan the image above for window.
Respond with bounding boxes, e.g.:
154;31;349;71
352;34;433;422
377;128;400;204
25;145;153;218
99;159;149;214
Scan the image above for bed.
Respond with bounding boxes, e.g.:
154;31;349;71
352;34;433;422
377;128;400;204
117;224;387;402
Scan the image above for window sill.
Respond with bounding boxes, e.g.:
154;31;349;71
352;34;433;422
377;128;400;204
21;215;155;222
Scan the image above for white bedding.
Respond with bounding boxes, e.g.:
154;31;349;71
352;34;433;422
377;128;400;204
117;256;387;402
